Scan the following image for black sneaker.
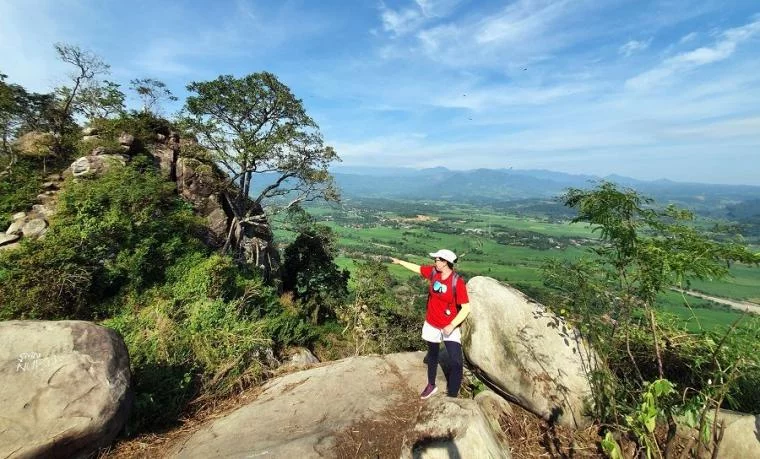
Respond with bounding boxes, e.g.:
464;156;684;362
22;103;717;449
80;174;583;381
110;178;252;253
420;384;438;399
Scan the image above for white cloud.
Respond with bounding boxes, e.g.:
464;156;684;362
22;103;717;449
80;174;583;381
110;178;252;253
387;0;605;70
380;6;424;36
663;116;760;140
619;39;651;57
474;0;573;45
378;0;462;37
414;0;462;18
679;31;698;44
626;19;760;90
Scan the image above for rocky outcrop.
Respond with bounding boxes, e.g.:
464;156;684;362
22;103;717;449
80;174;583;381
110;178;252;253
13;131;55;157
6;124;279;275
0;320;132;459
463;276;596;429
64;126;280;277
0;174;62;251
169;352;510;458
280;346;320;370
168;144;278;276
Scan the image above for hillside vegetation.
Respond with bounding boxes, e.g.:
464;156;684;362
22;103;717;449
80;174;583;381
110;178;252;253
2;45;760;458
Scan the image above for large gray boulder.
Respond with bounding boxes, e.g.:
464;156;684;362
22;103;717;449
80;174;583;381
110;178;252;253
0;321;132;458
463;276;596;428
713;410;760;458
170;352;510;458
70;154;128;177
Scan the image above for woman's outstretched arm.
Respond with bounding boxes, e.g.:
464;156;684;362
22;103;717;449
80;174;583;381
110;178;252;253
390;257;421;273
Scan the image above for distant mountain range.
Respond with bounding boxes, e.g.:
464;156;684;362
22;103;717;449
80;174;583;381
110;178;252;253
329;166;760;214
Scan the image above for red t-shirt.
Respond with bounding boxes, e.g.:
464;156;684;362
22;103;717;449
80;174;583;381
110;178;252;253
420;265;469;328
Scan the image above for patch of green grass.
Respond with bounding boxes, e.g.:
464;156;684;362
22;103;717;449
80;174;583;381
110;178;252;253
684;264;760;303
657;290;749;332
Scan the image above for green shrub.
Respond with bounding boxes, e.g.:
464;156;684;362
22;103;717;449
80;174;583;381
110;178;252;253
0;158;203;320
0;158;43;227
89;111;172;148
281;226;349;324
337;260;423;355
104;253;279;432
76;136;124;157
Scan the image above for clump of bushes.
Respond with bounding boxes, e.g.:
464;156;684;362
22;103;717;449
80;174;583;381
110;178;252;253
88;111;173;147
105;253;280;432
542;182;760;457
336;260;425;355
0;158;43;228
0;141;429;435
0;156;201;320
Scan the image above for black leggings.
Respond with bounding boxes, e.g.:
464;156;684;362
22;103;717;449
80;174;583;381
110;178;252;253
426;340;464;397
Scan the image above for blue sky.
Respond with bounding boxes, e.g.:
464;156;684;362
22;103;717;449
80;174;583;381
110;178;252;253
1;0;759;185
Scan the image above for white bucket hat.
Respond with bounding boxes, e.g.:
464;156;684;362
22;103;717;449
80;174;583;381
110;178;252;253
429;249;457;263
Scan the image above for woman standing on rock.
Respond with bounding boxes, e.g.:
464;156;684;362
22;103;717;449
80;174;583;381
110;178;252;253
391;249;470;399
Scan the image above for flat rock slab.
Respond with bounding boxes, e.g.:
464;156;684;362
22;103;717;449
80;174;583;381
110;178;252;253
171;352;436;458
170;351;510;458
0;321;132;459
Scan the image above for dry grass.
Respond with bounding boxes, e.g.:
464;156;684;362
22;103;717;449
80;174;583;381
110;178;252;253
99;386;266;459
500;402;603;458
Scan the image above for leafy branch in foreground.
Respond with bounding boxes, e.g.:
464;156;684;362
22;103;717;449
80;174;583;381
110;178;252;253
543;181;760;458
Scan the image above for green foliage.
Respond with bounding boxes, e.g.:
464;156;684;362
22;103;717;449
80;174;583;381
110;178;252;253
104;252;280;432
0;158;202;319
601;431;624;459
282;225;349;324
624;379;675;458
0;158;43;227
1;73;57;163
52;43;109;149
76;135;123;157
88;111;173;149
544;182;760;456
563;182;758;305
71;80;126;121
182;72;340;217
129;78;177;115
337;260;422;354
261;304;320;349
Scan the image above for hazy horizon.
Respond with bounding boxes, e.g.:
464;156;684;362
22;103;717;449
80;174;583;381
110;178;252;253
330;164;760;188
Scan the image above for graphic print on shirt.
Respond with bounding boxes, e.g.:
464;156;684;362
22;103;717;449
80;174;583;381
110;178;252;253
420;265;469;328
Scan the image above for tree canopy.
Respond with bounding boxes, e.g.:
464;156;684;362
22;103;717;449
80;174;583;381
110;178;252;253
182;72;340;219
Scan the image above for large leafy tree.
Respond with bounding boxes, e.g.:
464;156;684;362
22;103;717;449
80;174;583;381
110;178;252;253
182;72;340;225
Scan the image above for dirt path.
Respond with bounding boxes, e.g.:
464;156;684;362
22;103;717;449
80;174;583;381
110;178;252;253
671;288;760;315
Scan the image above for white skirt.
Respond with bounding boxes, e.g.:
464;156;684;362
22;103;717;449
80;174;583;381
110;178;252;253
421;321;461;344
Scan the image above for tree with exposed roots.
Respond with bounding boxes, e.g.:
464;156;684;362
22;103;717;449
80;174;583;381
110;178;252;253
182;72;340;264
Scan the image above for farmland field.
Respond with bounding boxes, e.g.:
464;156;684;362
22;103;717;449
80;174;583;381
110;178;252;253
283;200;760;331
